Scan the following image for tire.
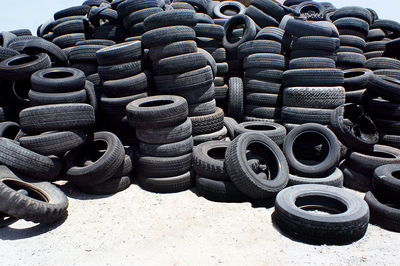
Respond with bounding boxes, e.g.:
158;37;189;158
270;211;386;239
339;162;371;192
64;131;125;186
244;78;282;94
364;57;400;70
245;68;283;83
288;167;343;187
346;144;400;175
224;116;238;140
234;121;286;145
227;77;243;121
244;93;282;107
193;140;230;180
222;14;257;50
283;68;344;87
188;99;216;116
380;134;400;149
367;28;386;41
22;38;68;66
193;126;227;145
365;40;387;53
255;26;284;42
331;104;378;151
371;19;400;39
68;45;106;62
100;93;148;117
281;106;332;124
0;53;51;81
337;46;364;54
142;26;196;49
76;39;116;46
198;48;217;78
283;86;345;109
373;118;400;135
153;66;213;92
29;89;87;106
284;18;334;38
190;107;224;135
54;5;90;20
123;7;163;29
0;122;20;140
19;130;88;156
336;52;366;69
367;74;400;101
101;71;149;98
252;0;285;21
202;47;226;63
283;123;341;177
0;169;68;224
196;176;248;202
373;69;400;81
244;105;281;120
148;40;197;61
0;47;20;62
334;17;369;39
96;41;142;66
136;117;192;144
53;19;84;37
20;104;95;135
31;67;86;93
136;152;192;178
331;6;372;25
365;191;400;232
138;171;193;193
273;184;369;244
343;68;373;91
139;136;193;157
339;35;366;50
152;52;207;75
126;95;188;129
288;57;336;69
243;53;286;70
225;132;289;199
238;40;282;60
0;138;61;181
372;164;400;205
245;5;279;28
98;60;143;81
116;0;164;18
144;9;196;31
289;49;337;60
195;23;225;40
167;83;215;105
77;175;131;195
367;98;400;120
293;36;339;52
213;1;246;19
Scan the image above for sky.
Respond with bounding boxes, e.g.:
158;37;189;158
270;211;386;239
1;0;399;34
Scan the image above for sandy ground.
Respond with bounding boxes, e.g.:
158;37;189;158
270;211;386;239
0;181;399;266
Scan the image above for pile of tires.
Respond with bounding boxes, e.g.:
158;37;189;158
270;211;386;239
0;0;399;244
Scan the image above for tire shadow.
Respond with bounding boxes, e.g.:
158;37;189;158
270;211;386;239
0;212;68;240
56;182;114;200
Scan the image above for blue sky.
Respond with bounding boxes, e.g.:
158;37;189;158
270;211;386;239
1;0;399;33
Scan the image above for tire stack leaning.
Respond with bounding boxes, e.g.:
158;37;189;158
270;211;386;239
142;9;226;145
127;95;194;193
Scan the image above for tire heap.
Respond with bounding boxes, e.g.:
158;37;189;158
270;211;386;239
0;0;398;243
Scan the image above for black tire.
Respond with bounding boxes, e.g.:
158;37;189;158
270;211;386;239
364;57;400;70
227;77;243;121
293;36;339;52
373;69;400;81
152;52;207;75
244;105;281;120
76;39;116;46
372;164;400;205
142;26;196;49
0;47;20;62
166;83;215;105
144;9;196;32
225;132;289;199
245;68;283;83
29;89;87;106
0;170;68;224
202;47;226;63
31;67;86;93
64;131;125;186
126;95;188;129
238;40;282;60
96;41;142;66
244;92;282;107
0;122;20;140
190;107;224;135
334;17;369;39
281;106;332;124
138;171;193;193
20;130;88;156
337;46;364;54
273;184;369;244
20;103;95;134
188;99;216;116
213;1;246;19
54;5;90;20
365;191;400;232
123;7;163;29
380;134;400;149
52;33;86;49
245;5;279;28
284;18;334;38
148;40;197;61
283;86;345;109
193;140;230;180
195;23;225;40
347;145;400;175
136;117;192;144
339;35;366;50
331;6;372;24
77;175;131;195
367;74;400;101
336;52;366;69
244;78;282;94
331;104;378;151
0;53;51;81
101;71;149;98
136;152;192;178
343;68;373;91
371;19;400;39
53;19;84;37
100;93;147;118
222;14;257;50
288;167;343;187
288;57;335;69
22;38;68;66
68;45;106;62
116;0;164;18
243;53;286;70
373;118;400;135
139;136;193;157
252;0;285;21
224;116;238;140
283;123;341;177
193;126;227;145
339;162;371;192
255;26;284;42
198;48;217;78
196;176;248;202
366;40;387;53
0;138;61;181
234;121;286;145
367;28;386;41
283;68;344;87
367;98;400;120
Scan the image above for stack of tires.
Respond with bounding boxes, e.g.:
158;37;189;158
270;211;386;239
87;5;125;42
127;95;194;193
281;57;345;131
51;6;91;48
142;9;226;145
330;6;371;69
96;41;148;138
117;0;163;40
239;36;285;122
65;42;107;76
365;28;387;59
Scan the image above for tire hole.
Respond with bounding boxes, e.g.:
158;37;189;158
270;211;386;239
295;195;347;215
292;131;329;165
139;99;174;107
